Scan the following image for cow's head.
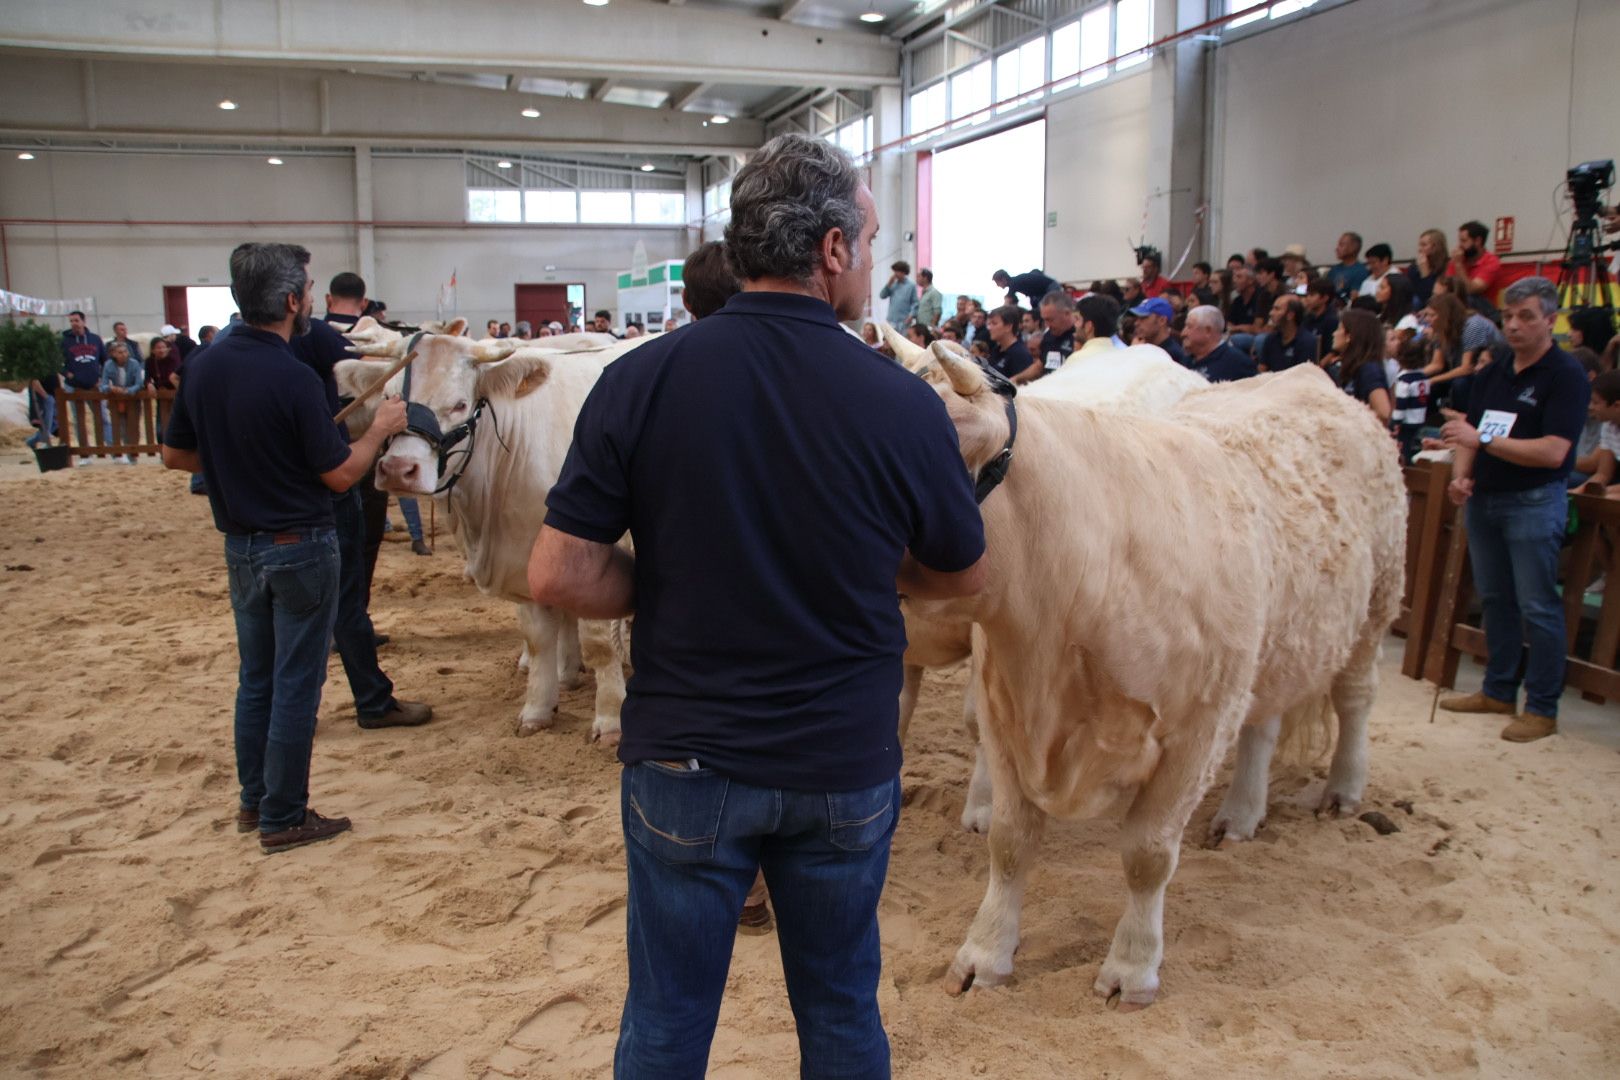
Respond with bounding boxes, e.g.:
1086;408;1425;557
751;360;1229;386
334;317;553;495
923;340;1017;482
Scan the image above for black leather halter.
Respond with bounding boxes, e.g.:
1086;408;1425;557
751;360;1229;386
972;363;1018;505
394;331;493;497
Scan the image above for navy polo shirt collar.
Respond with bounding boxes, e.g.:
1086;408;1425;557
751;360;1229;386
231;325;295;354
712;290;845;328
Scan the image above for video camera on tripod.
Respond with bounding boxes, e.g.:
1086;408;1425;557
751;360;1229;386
1558;160;1617;311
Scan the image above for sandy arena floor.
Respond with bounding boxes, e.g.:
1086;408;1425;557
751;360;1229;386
2;458;1619;1079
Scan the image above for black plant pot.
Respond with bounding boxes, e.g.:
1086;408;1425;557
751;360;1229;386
33;445;71;473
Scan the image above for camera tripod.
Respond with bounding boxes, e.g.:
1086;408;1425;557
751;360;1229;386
1557;216;1617;311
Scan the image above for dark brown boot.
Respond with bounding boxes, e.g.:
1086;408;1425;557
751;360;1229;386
236;806;259;834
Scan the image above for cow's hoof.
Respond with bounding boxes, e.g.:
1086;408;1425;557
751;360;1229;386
959;801;992;834
1093;961;1158;1011
944;943;1012;995
516;649;530;672
590;719;622;747
515;713;555;737
1207;811;1265;848
1315;789;1360;819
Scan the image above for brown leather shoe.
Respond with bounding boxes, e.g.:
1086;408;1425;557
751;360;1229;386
1438;691;1516;715
358;699;433;729
260;809;352;854
236;806;259;834
1501;712;1556;743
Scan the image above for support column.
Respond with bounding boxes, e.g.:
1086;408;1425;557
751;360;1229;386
354;143;376;286
685;161;703;250
1146;0;1210;275
868;84;906;319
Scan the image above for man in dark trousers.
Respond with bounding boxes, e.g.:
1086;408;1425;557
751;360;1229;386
161;242;410;854
291;271;433;731
530;133;986;1078
1436;277;1589;743
993;267;1059;311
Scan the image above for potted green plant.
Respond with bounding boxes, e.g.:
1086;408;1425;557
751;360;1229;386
0;318;70;471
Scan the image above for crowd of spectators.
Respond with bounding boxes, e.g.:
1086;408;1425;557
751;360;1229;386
877;220;1620;468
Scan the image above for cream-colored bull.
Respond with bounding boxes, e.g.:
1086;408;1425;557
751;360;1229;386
908;342;1404;1007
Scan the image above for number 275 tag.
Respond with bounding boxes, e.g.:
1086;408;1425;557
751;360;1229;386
1479;409;1517;440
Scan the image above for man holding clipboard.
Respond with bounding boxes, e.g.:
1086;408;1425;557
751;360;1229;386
1429;277;1590;743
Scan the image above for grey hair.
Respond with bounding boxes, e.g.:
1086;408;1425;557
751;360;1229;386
108;341;129;357
724;133;867;283
1039;290;1076;313
1503;275;1559;317
229;243;310;326
1186;304;1226;333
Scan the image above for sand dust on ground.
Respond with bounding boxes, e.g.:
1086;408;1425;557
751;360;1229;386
2;461;1619;1079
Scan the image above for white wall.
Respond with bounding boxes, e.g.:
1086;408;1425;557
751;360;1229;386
1212;0;1620;264
1043;71;1156;282
0;149;692;333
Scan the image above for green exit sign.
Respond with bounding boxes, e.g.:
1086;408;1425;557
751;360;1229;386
1046;211;1057;228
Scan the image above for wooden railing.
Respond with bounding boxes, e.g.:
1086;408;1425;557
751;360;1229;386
1399;460;1620;706
46;388;177;462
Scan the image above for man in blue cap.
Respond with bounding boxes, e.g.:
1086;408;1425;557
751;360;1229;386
1128;296;1186;367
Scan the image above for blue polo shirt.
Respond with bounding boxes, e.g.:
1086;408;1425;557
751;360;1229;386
986;337;1035;381
1258;327;1318;372
1465;345;1589;493
544;290;986;792
164;326;352;535
1191;341;1257;383
290;314;357;441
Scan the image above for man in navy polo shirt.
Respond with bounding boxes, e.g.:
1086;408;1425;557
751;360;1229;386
1183;305;1256;383
1434;277;1588;743
1257;294;1319;372
984;303;1040;383
1129;296;1186;366
529;133;986;1079
292;271;433;730
163;243;408;854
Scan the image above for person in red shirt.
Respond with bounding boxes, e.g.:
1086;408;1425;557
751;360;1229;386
1138;249;1170;298
1445;220;1502;304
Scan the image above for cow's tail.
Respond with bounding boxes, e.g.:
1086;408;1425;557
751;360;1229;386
610;617;631;666
1274;693;1335;767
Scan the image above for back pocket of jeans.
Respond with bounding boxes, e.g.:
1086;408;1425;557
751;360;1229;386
624;763;728;864
267;559;329;617
826;779;898;852
226;560;255;612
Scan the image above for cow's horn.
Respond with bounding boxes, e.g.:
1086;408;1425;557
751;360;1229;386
880;321;929;373
470;339;521;364
931;340;986;397
348;338;408;358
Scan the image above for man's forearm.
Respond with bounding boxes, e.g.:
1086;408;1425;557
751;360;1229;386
1451;444;1477;480
1484;436;1569;471
529;525;635;619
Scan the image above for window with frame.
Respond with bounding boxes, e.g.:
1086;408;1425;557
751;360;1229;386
995;37;1047;113
909;81;947;141
468;189;521;223
1114;0;1152;70
949;59;991;129
579;191;633;224
524;190;577;224
634;191;685;225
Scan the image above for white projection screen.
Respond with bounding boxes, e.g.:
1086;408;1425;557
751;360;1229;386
929;119;1046;310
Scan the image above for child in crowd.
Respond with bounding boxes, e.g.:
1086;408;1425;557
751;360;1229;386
1392;338;1431;464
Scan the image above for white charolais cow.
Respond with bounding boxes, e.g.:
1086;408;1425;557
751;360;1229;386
909;343;1404;1008
335;319;644;742
882;324;1209;833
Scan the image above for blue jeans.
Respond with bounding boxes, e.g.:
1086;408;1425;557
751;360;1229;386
399;497;424;543
332;488;395;717
26;392;54;447
226;529;341;832
1465;481;1568;717
616;763;899;1080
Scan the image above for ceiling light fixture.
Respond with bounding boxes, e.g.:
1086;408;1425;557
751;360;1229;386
709;114;730;125
267;157;284;165
497;160;513;169
18;152;35;160
640;162;655;172
521;107;541;118
582;0;609;6
860;12;885;22
218;99;238;110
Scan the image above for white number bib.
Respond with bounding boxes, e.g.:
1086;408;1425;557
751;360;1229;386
1045;350;1063;370
1479;409;1518;440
